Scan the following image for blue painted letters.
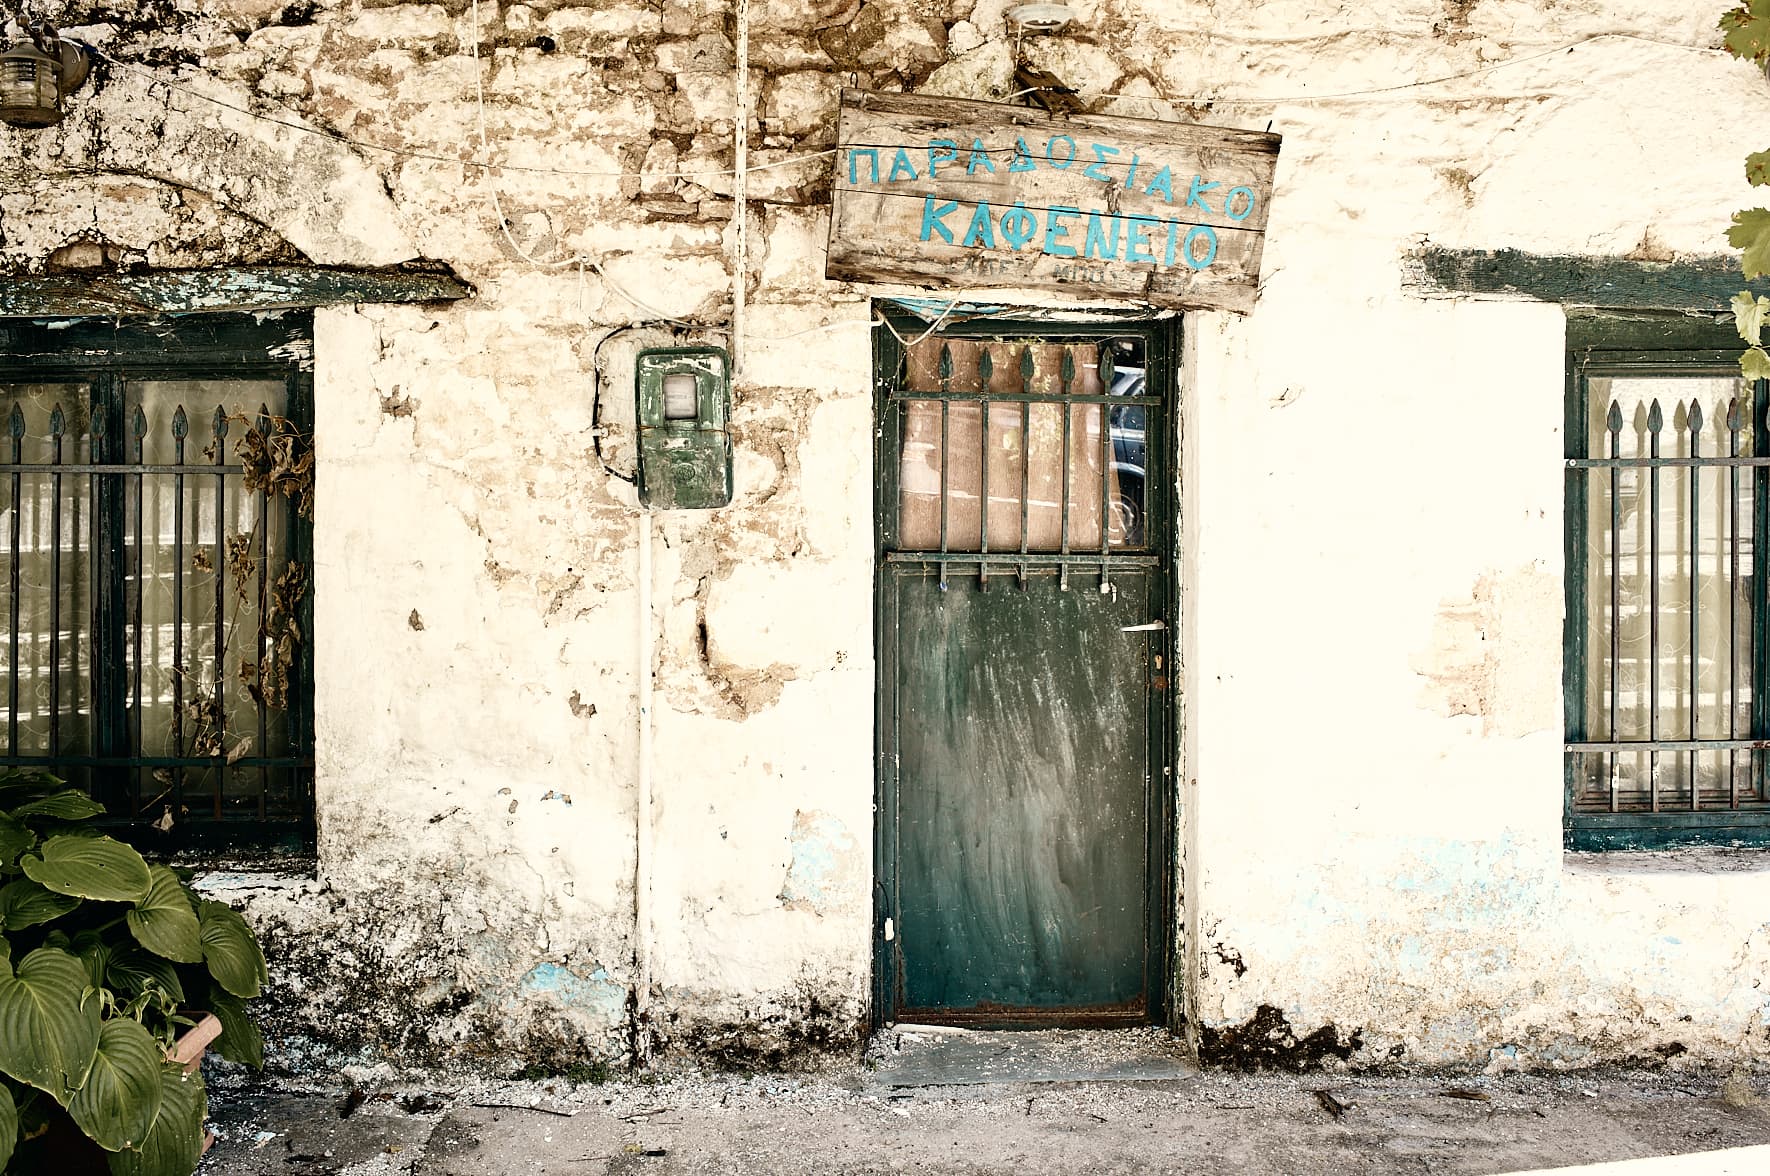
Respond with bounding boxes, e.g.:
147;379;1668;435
1083;211;1121;261
1042;206;1080;257
848;148;879;184
1084;143;1120;183
927;139;959;178
920;196;959;244
962;201;997;248
1186;175;1220;214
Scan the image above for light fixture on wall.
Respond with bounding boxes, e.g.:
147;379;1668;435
0;29;91;129
1006;4;1076;36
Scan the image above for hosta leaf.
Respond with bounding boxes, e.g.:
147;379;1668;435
197;900;266;999
22;835;152;903
73;929;113;990
103;947;184;1007
0;878;80;932
10;790;105;823
203;984;263;1070
0;769;62;806
1730;208;1770;280
70;1017;163;1152
0;1080;16;1171
0;947;100;1104
127;868;201;965
0;813;34;870
105;1065;205;1176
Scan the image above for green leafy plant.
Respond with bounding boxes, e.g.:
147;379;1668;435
0;768;267;1175
1721;3;1770;370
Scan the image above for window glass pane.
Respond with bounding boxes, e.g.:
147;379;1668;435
126;380;298;827
1579;373;1762;812
895;337;1147;553
1;384;95;783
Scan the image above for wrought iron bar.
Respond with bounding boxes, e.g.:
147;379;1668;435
48;403;64;759
0;461;247;474
172;403;187;818
1608;399;1621;812
1730;395;1743;809
1018;347;1033;585
6;402;21;755
131;404;145;817
211;405;228;819
1059;351;1074;591
1689;400;1703;808
1570;738;1770;753
1568;456;1770;468
1098;344;1114;592
885;551;1160;567
938;344;951;593
256;405;271;820
1649;398;1662;812
978;349;992;588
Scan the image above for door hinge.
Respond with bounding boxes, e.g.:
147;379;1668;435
884;917;895;942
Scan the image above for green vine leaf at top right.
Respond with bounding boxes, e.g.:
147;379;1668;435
1722;3;1770;358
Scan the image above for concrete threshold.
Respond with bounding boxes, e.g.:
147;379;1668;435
865;1024;1197;1088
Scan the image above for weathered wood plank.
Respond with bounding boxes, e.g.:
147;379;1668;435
1409;248;1749;311
828;89;1281;314
0;265;472;318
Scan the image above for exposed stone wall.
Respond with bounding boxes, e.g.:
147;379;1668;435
2;0;1768;1073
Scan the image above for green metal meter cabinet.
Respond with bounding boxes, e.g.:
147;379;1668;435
635;346;733;509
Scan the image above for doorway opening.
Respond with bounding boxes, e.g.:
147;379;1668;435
872;316;1179;1028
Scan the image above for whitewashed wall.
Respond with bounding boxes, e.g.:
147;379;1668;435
3;0;1768;1070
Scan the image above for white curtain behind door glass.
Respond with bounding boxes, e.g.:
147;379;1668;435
1581;374;1763;810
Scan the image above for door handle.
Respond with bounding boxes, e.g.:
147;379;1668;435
1119;620;1166;632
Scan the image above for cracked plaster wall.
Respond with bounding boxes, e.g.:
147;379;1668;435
4;0;1770;1071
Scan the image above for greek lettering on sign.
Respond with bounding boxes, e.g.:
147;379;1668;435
857;131;1259;275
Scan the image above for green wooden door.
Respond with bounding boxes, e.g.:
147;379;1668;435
875;323;1174;1026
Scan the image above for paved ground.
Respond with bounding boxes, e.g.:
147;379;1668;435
196;1029;1770;1176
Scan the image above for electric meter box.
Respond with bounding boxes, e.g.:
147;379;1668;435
635;347;733;510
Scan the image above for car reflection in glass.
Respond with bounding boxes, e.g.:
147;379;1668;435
1109;367;1146;547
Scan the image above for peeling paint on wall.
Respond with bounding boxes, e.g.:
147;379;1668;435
778;810;857;915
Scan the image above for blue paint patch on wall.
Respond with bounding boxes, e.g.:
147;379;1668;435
779;810;856;913
518;962;627;1021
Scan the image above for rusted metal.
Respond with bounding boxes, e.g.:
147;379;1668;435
896;995;1148;1029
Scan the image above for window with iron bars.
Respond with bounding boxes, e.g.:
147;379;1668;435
1565;312;1770;850
0;313;314;854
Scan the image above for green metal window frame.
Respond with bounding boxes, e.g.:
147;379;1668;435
1;311;316;856
870;311;1181;1026
1564;311;1770;850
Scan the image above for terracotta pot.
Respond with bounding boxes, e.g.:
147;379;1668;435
169;1012;224;1075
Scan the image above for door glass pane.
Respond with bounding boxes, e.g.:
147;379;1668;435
127;379;296;825
1;384;95;783
1578;373;1763;811
896;337;1148;553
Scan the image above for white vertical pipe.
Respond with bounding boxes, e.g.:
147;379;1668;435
733;0;749;378
635;506;654;1064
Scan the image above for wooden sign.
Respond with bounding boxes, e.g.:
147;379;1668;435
827;90;1281;313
